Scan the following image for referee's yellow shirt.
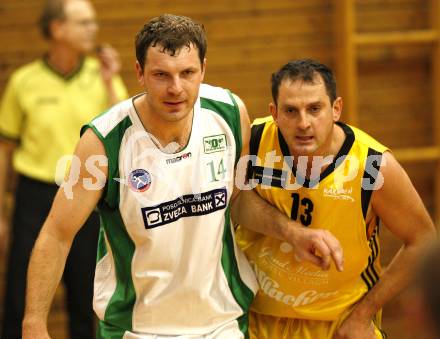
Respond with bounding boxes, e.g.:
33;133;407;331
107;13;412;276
0;56;128;183
237;116;388;321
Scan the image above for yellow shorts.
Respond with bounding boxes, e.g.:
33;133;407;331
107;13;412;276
249;310;386;339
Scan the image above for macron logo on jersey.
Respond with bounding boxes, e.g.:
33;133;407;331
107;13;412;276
141;188;227;229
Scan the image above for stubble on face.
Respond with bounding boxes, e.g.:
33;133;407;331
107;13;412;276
140;45;204;124
274;78;338;159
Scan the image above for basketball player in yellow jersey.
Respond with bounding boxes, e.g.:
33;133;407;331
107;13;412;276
233;59;436;339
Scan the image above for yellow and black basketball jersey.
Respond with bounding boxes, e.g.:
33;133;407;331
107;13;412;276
236;116;389;321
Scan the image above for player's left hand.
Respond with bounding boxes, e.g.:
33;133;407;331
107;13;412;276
333;315;377;339
97;43;121;84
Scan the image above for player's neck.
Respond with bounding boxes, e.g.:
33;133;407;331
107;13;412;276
293;124;346;177
328;123;346;159
149;120;193;153
46;44;84;76
135;95;194;153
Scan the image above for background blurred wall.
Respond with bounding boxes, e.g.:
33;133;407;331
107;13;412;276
0;0;436;338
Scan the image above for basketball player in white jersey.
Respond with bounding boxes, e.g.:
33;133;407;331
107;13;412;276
22;14;344;339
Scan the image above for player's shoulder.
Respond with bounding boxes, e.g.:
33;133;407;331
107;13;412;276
88;97;135;138
248;116;276;150
252;115;274;127
348;123;389;153
199;83;236;106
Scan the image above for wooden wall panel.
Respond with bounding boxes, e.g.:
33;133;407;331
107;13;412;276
358;57;434;148
0;0;336;120
0;1;436;338
356;0;430;32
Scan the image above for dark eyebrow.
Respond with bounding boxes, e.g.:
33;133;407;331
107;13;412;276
182;66;197;72
307;101;323;106
150;68;168;73
281;103;297;110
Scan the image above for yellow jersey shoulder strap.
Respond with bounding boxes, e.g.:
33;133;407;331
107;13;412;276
250;116;272;156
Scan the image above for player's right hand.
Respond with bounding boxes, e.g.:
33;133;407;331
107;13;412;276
287;225;344;271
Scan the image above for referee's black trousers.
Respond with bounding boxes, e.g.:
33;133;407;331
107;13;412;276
1;174;99;339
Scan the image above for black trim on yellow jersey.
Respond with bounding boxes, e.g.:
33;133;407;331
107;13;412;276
247;123;266;181
361;225;380;290
361;148;383;220
373;313;387;339
277;122;355;188
0;131;20;143
253;166;286;188
250;123;265;156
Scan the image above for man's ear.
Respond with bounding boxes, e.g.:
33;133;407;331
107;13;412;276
270;102;278;124
333;97;343;122
50;20;65;41
135;61;144;87
200;58;207;81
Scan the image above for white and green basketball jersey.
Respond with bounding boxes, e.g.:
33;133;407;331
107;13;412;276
83;84;258;339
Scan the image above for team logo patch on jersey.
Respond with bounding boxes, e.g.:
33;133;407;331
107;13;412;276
128;169;151;192
203;134;227;153
323;186;355;202
141;188;227;229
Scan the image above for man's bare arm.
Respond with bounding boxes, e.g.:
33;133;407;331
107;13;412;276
334;151;436;339
22;129;107;338
230;95;343;272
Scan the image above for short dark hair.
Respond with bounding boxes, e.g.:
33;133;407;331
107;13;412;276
271;59;337;105
135;14;207;70
38;0;66;40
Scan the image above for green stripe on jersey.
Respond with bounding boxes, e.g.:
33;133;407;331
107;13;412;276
96;226;107;262
200;93;242;164
89;113;136;334
97;318;126;339
221;207;254;337
102;115;132;208
82;114;133;208
99;206;136;334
